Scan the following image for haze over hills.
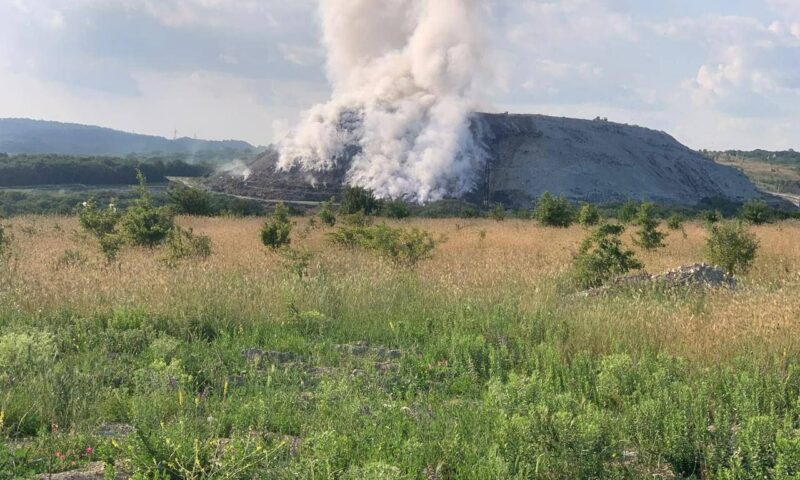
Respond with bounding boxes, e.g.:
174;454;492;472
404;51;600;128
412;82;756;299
0;118;256;157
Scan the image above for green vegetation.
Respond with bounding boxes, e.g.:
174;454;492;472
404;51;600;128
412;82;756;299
328;224;437;267
572;223;643;289
533;192;575;227
0;154;211;187
120;172;175;247
666;212;686;230
705;221;760;275
490;204;505;222
168;186;214;216
707;149;800;194
634;202;666;250
617;200;639;223
162;226;213;267
740;199;772;225
577;202;601;226
318;198;337;227
382;199;411;219
339;186;381;216
261;202;293;249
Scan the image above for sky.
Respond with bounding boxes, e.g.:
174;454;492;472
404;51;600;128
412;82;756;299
0;0;798;150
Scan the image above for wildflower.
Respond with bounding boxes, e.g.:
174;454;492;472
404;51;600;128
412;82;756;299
85;447;94;455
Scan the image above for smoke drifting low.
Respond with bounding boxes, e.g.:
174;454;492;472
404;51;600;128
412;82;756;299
278;0;489;203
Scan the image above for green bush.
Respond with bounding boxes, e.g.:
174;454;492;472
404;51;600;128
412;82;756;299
161;226;212;266
490;204;505;222
705;221;759;275
533;192;575;227
666;213;685;230
167;186;213;216
740;199;772;225
382;199;410;219
700;209;722;224
572;224;643;289
318;198;337;227
340;186;381;216
577;203;601;226
0;223;11;259
328;224;437;267
261;202;292;249
120;171;174;247
634;202;666;250
0;330;57;378
618;200;639;223
77;197;121;238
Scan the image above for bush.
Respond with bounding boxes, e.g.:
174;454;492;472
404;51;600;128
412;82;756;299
328;224;437;267
167;186;213;216
261;202;292;249
120;171;174;247
666;213;685;230
740;199;772;225
0;330;57;378
618;200;639;223
577;203;601;226
490;204;505;222
705;221;759;275
382;199;410;219
78;197;121;238
162;226;212;267
318;198;337;227
0;223;11;259
533;192;575;227
340;186;381;216
634;202;666;250
572;224;643;289
700;209;722;224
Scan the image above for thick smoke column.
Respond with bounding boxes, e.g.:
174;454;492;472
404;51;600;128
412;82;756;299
278;0;488;203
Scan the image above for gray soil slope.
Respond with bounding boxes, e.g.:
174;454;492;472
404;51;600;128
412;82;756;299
208;113;763;207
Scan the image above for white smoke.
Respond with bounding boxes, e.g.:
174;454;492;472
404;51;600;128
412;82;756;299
218;159;252;181
278;0;489;203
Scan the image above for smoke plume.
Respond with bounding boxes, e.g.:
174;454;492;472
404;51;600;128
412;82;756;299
278;0;488;203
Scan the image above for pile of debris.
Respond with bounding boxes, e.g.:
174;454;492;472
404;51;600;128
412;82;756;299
584;263;735;296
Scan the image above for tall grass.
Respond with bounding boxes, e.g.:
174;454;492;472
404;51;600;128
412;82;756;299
1;216;799;478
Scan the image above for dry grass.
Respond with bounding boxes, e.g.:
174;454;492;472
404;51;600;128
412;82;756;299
3;215;800;362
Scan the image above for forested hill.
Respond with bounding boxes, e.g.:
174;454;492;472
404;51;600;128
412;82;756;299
0;118;255;156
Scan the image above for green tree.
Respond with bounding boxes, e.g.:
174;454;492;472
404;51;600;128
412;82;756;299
382;199;411;219
618;200;639;223
740;199;772;225
167;186;213;216
700;210;722;224
666;213;685;231
572;224;643;288
533;192;575;227
318;198;337;227
705;221;759;275
577;203;601;226
120;170;174;247
261;202;292;249
340;186;381;215
78;197;121;238
634;202;666;250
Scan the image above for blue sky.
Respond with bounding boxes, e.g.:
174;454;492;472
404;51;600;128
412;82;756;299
1;0;798;150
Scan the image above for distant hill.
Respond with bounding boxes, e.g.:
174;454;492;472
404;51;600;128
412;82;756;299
0;118;256;157
707;149;800;195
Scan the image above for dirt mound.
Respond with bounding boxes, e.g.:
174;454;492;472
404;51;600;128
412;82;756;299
208;113;763;207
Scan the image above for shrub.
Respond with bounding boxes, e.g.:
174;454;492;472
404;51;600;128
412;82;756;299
382;199;410;219
705;221;759;275
740;199;772;225
162;226;212;266
99;233;125;264
634;202;666;250
120;171;174;247
490;204;505;222
318;198;337;227
340;186;381;215
78;197;121;238
280;247;314;279
666;213;685;230
618;200;639;223
167;186;213;216
572;223;643;289
0;330;57;378
700;209;722;224
577;203;601;226
261;202;292;249
533;192;575;227
328;224;437;267
0;223;11;259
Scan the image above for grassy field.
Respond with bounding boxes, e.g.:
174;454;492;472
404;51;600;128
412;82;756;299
2;216;800;478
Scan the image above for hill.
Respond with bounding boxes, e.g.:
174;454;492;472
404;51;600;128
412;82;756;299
209;113;764;207
0;118;256;157
707;149;800;196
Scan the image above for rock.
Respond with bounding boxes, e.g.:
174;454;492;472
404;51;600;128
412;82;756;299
241;348;298;364
582;263;735;296
39;462;129;480
95;423;134;439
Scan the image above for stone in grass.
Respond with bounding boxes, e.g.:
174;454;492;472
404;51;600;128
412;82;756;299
582;263;736;296
241;348;299;364
336;342;402;359
96;423;135;439
39;461;129;480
